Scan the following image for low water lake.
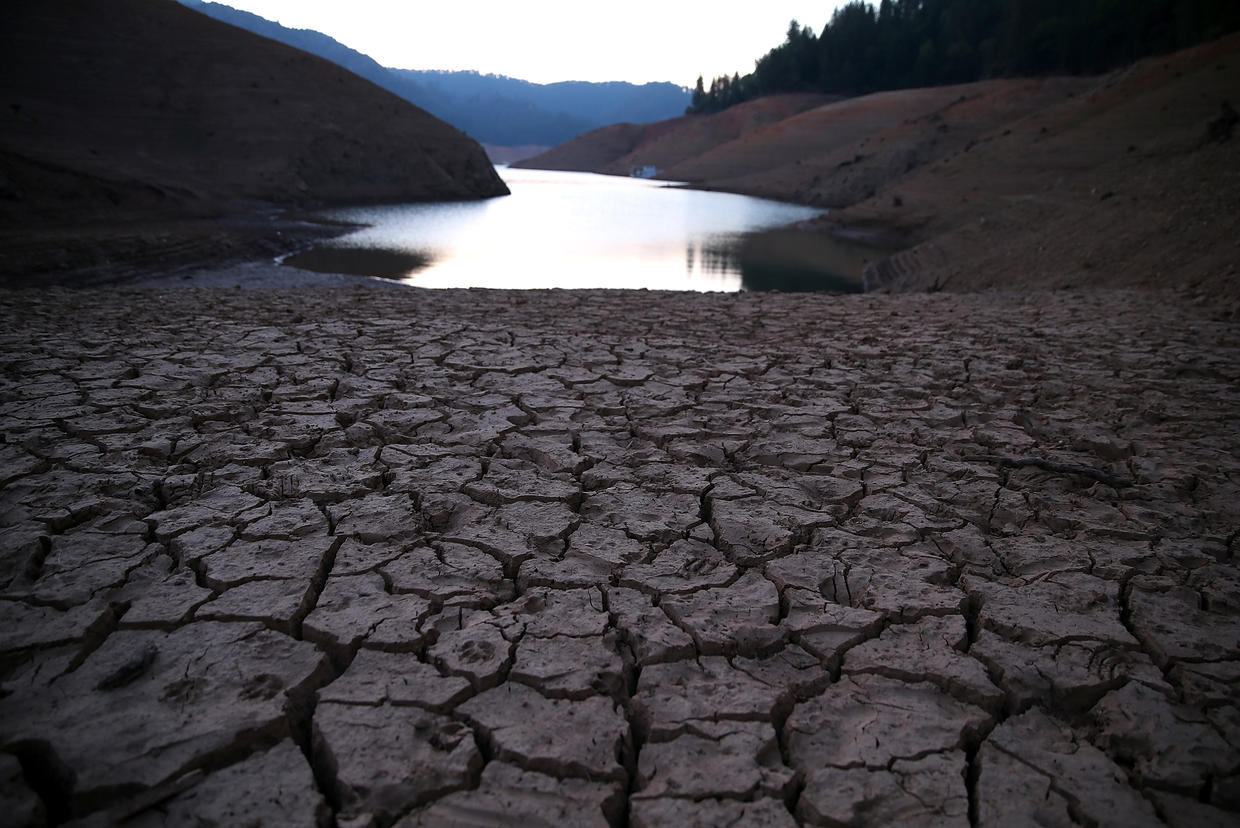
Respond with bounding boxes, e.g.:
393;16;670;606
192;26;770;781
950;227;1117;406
285;167;890;292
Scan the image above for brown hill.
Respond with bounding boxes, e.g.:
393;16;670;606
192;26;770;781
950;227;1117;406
826;34;1240;301
510;122;652;174
0;0;507;228
512;94;831;176
519;34;1240;301
667;78;1092;205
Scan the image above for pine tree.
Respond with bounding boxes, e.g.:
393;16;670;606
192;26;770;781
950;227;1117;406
689;75;705;113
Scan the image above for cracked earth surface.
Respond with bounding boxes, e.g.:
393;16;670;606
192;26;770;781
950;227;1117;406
0;286;1237;827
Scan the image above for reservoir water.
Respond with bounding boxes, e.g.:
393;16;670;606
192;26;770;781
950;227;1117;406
284;167;885;292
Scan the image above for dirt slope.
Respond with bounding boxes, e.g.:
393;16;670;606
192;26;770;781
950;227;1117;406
0;0;507;228
837;32;1240;300
680;77;1092;206
518;34;1239;299
512;94;831;176
509;122;652;174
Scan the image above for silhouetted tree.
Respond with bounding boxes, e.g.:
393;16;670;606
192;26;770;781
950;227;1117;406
688;75;706;113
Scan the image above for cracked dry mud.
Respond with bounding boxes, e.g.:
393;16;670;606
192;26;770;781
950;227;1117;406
0;286;1237;827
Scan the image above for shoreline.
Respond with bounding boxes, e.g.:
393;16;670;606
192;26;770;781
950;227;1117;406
0;205;917;295
0;210;363;289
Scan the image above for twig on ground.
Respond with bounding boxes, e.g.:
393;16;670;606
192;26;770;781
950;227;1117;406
962;454;1134;488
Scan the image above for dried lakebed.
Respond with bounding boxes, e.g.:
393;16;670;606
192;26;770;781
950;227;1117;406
0;286;1237;827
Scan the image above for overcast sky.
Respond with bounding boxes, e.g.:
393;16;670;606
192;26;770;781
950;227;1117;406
209;1;845;86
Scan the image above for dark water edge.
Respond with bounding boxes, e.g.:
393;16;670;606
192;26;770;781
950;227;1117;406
282;246;432;279
732;228;898;293
280;226;899;293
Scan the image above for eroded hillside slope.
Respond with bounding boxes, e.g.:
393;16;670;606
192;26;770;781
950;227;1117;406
512;95;831;176
0;0;507;226
833;33;1240;300
519;33;1239;300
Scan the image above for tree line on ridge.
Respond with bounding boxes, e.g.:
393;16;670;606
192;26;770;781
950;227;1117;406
689;0;1240;113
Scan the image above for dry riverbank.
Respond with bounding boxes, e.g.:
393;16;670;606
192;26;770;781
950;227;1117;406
0;212;363;289
1;284;1237;826
517;33;1240;302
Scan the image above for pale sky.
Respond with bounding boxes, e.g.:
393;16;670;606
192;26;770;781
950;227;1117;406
210;1;845;86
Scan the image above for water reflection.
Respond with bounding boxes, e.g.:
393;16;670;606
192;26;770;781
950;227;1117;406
282;247;433;279
688;240;741;277
285;168;890;292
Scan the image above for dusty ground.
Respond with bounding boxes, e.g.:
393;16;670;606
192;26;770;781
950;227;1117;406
0;284;1237;826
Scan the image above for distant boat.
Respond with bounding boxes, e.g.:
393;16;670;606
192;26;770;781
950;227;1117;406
630;165;658;179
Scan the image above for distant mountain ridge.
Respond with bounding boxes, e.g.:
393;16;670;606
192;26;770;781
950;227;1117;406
177;1;691;146
391;70;691;148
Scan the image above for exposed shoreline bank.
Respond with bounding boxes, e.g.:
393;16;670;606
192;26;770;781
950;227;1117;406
0;195;909;293
0;210;364;289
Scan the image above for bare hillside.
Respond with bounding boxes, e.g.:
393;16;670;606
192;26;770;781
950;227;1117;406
512;94;831;176
678;78;1091;206
0;0;507;228
518;34;1240;301
838;32;1240;300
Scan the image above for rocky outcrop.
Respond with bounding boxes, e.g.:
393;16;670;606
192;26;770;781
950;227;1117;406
0;0;507;226
0;284;1237;825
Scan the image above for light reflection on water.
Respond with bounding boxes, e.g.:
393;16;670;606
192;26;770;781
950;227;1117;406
290;167;869;292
